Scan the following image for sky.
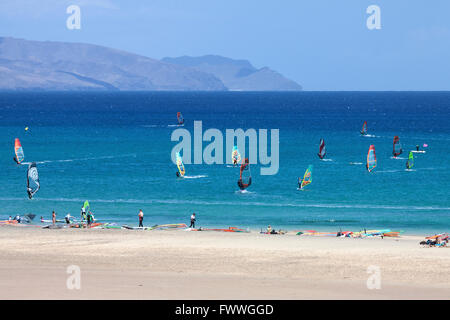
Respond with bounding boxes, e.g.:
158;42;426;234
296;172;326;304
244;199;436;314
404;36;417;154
1;0;450;90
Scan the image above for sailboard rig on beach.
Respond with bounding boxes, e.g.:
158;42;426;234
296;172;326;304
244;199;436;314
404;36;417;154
83;200;90;214
392;136;403;157
177;112;184;125
176;152;185;177
366;145;377;172
360;121;367;135
406;151;414;169
14;138;25;164
231;145;241;165
237;158;251;190
298;165;313;190
27;162;40;199
317;139;326;159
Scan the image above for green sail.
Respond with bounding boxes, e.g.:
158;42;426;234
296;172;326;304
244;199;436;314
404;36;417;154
406;151;414;169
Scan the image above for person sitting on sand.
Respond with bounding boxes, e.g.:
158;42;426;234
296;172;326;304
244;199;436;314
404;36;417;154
138;209;144;227
8;216;12;221
267;225;272;234
190;213;196;228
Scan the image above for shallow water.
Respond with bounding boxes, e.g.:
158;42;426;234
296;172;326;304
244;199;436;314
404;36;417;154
0;91;449;234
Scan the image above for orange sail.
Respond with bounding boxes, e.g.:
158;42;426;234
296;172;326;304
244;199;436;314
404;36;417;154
366;145;377;172
14;138;25;164
360;121;367;135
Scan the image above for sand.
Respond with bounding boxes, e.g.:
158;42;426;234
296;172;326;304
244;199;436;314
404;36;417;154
0;225;448;299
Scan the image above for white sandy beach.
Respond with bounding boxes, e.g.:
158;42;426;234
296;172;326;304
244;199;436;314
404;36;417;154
0;226;448;300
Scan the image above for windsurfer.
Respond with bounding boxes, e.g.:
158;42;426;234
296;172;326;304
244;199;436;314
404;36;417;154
138;209;144;227
190;213;196;228
176;171;180;177
27;187;32;199
13;157;19;164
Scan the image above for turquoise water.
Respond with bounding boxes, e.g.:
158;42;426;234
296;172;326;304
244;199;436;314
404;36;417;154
0;92;449;234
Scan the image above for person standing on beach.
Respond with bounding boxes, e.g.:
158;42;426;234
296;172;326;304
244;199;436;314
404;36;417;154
86;211;93;228
81;206;86;222
52;211;56;224
189;213;196;228
138;209;144;227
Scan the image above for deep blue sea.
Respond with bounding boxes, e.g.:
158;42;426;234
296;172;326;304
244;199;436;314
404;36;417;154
0;92;449;234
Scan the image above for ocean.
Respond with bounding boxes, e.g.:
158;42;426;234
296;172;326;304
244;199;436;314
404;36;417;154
0;91;449;234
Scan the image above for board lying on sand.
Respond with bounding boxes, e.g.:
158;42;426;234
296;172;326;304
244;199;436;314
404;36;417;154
149;223;187;230
0;220;18;225
122;225;151;230
351;229;391;238
42;224;65;229
186;226;250;233
298;231;352;237
382;231;402;237
69;222;103;229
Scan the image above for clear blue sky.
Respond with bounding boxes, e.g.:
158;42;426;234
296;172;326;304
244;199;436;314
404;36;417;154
1;0;449;90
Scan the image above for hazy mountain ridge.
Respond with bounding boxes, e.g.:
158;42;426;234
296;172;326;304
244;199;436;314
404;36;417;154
162;55;302;91
0;37;301;91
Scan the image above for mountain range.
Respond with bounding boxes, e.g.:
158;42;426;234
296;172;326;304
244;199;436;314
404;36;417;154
0;37;301;91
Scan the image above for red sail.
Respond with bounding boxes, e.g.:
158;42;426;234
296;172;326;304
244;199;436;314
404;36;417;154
360;121;367;135
392;136;403;157
317;138;326;159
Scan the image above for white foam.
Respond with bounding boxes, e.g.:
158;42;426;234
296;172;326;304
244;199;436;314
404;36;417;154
183;175;207;179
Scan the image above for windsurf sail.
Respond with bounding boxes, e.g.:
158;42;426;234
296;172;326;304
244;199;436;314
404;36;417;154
14;138;25;164
406;151;414;169
360;121;367;135
392;136;403;157
83;200;90;213
177;112;184;125
27;162;40;199
298;165;313;189
237;158;251;190
317;138;326;159
176;152;185;177
366;145;377;172
231;145;241;165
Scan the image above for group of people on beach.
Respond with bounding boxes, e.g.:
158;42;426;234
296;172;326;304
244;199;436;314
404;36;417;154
137;210;196;228
40;207;95;227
